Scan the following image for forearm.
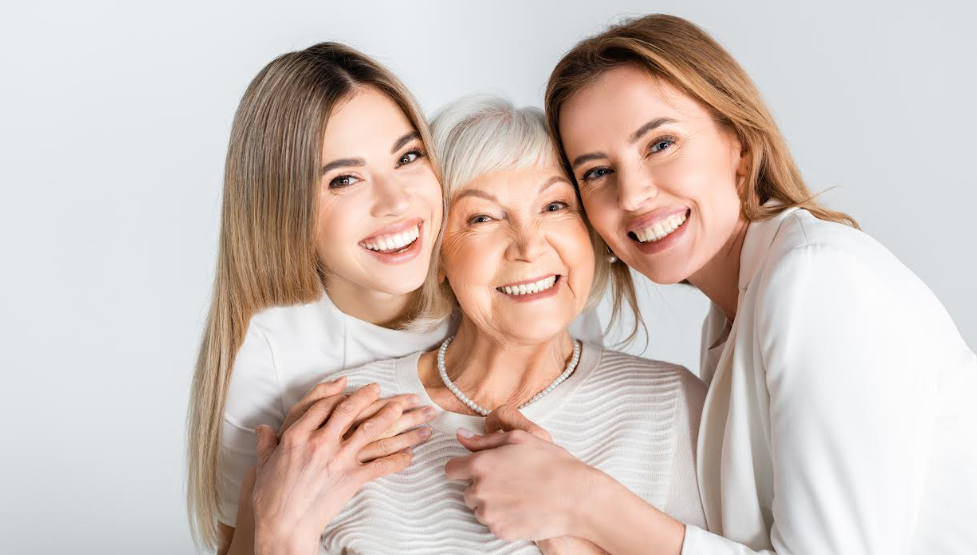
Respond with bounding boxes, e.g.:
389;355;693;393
577;469;686;555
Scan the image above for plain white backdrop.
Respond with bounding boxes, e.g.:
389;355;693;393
1;1;974;553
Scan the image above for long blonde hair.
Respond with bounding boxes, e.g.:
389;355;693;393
186;42;440;549
545;14;857;331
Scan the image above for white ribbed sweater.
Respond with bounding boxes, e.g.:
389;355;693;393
321;343;707;554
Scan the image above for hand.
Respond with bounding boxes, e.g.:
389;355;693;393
444;404;598;543
251;378;417;555
281;378;436;463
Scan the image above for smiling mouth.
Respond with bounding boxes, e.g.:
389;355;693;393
628;210;689;243
359;222;421;254
496;275;560;296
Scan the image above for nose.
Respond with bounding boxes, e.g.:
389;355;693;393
617;166;658;213
505;221;547;263
371;173;411;218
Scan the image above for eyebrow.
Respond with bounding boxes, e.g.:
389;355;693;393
321;157;365;174
570;117;678;170
540;175;572;192
454;189;498;203
320;131;421;174
391;131;420;154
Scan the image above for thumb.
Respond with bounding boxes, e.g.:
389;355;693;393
485;404;551;441
254;425;279;469
455;428;514;452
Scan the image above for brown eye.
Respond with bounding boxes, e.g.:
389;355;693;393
396;148;425;167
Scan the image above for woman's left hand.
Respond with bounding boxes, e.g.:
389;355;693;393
444;405;604;548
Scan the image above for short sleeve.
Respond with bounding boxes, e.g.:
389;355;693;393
217;322;287;526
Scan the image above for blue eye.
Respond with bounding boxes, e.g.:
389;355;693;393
581;167;613;182
650;137;675;153
329;175;361;189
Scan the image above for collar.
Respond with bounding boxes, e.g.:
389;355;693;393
737;204;801;291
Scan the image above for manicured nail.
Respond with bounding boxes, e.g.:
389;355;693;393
457;428;475;439
410;395;421;405
419;427;432;439
402;447;413;455
423;407;437;418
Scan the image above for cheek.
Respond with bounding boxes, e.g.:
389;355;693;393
556;220;596;294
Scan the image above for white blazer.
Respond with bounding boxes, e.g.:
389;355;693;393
681;208;977;554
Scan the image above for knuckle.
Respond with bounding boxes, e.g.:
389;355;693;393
509;430;529;442
372;458;390;475
374;436;391;454
359;420;380;439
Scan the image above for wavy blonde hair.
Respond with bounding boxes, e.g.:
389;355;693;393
186;42;442;550
545;14;857;332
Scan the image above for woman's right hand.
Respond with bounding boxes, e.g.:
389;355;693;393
251;377;418;555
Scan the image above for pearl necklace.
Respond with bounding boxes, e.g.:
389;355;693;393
437;335;581;417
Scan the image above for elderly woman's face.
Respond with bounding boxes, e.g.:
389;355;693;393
440;163;595;343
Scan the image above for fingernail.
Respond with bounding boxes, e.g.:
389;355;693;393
419;427;432;439
410;395;421;405
402;447;413;455
423;407;437;418
457;428;475;439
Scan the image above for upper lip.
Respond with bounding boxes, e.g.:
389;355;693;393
360;217;423;243
626;207;690;234
496;273;560;289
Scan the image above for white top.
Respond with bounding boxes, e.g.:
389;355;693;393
216;291;603;526
321;344;707;554
683;208;977;554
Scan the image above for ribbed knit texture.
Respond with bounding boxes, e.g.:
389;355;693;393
321;343;707;554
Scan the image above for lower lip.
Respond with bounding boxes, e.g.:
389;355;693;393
495;277;562;303
361;224;424;265
632;211;691;255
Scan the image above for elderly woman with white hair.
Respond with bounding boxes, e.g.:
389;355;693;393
314;96;708;554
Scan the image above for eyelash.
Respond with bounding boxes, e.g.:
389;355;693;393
328;147;427;190
467;201;569;225
579;135;677;183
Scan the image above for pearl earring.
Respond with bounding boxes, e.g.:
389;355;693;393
606;246;618;264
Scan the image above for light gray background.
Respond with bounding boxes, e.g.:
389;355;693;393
1;1;974;553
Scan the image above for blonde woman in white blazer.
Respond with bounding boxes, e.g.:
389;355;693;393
445;14;977;555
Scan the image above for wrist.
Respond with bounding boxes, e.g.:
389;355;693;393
254;521;315;555
567;464;616;544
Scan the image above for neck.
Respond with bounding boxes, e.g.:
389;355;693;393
687;215;749;321
324;277;413;329
422;319;576;413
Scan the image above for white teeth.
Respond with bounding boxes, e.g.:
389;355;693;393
634;212;687;243
497;275;558;296
360;224;421;252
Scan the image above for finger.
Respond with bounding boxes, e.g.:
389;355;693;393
485;404;550;440
344;402;404;455
354;449;413;483
289;394;351;436
357;426;433;463
455;428;524;453
344;394;424;439
319;383;382;440
254;425;279;469
444;451;478;481
371;406;437;440
279;377;349;435
281;393;348;437
462;483;479;510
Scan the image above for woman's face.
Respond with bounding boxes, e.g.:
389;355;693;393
440;162;594;344
559;65;746;285
316;87;442;297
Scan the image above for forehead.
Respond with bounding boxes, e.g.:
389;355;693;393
454;163;572;203
321;87;414;155
559;65;709;142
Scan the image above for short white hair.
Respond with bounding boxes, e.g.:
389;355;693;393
431;95;557;200
408;94;614;336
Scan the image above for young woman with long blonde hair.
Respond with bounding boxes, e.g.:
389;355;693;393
186;43;450;554
446;14;977;555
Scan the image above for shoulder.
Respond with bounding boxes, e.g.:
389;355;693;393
247;293;340;346
590;347;707;407
340;352;419;394
755;210;928;311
